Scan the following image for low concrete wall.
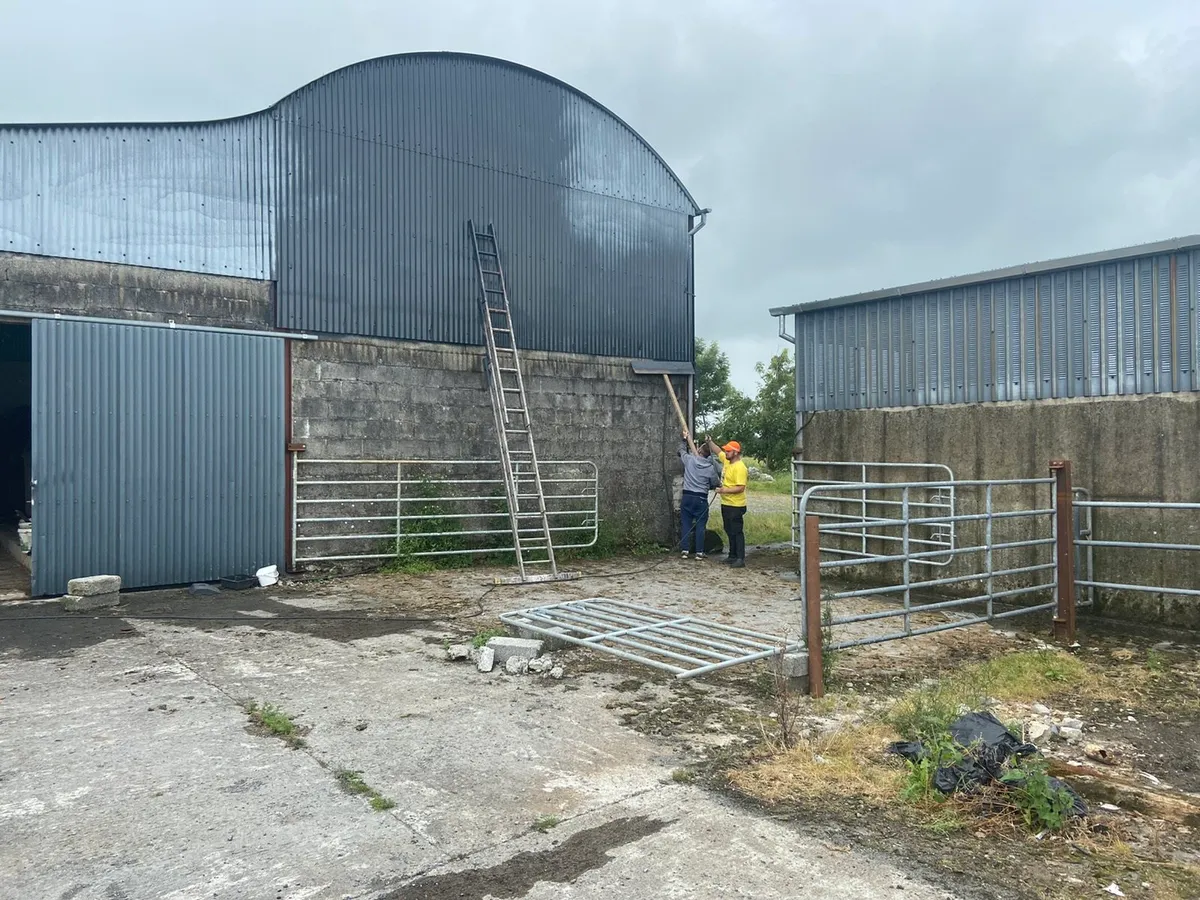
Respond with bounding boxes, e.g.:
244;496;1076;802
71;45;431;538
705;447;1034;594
0;252;273;328
291;336;681;549
803;393;1200;628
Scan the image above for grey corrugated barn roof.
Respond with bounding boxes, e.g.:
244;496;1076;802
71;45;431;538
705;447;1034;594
769;233;1200;318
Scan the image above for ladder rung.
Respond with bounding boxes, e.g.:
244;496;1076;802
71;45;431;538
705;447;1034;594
493;346;516;353
499;367;519;373
503;388;521;393
485;288;505;294
504;408;526;414
486;307;508;314
492;328;512;333
517;494;541;499
509;450;533;455
507;428;529;434
477;249;498;256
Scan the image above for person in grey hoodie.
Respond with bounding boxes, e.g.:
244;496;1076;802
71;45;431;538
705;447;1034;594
678;428;722;559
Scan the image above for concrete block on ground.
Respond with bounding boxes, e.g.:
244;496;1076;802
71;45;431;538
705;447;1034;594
62;593;119;611
487;636;543;665
476;646;495;673
515;625;572;652
778;652;809;678
505;656;529;675
67;575;121;597
527;656;554;675
445;643;471;661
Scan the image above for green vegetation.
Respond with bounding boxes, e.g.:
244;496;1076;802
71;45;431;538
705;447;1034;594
694;338;796;472
245;702;306;749
472;627;507;649
335;769;396;813
532;814;561;833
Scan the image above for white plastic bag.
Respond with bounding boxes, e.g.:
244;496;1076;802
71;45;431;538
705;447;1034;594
255;564;279;588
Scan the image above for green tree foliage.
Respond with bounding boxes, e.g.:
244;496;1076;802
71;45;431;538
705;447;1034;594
696;341;797;473
693;338;737;431
751;349;797;471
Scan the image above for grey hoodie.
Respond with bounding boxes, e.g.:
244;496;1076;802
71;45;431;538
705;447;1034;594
679;441;722;494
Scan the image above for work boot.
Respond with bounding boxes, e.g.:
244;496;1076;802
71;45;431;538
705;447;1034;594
730;558;745;569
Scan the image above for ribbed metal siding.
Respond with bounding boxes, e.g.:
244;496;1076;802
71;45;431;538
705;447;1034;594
31;318;284;595
794;249;1200;412
274;55;695;361
0;120;276;278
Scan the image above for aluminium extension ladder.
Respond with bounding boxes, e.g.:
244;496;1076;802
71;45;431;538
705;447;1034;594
468;221;569;584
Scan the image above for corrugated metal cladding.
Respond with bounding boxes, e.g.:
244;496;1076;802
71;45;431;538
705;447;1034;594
31;318;284;595
792;249;1200;412
274;54;697;361
0;119;276;279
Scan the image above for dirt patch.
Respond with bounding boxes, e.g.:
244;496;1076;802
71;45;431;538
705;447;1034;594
378;816;669;899
0;587;447;660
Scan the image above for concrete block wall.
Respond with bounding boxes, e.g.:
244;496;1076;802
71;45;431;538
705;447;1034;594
0;252;273;328
291;335;682;549
802;393;1200;628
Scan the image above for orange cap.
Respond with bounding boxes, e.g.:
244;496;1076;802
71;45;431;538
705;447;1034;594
722;441;741;454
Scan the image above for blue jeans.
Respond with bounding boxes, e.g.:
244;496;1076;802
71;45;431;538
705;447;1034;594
680;492;709;554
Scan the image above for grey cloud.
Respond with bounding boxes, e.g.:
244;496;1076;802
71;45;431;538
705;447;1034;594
3;0;1198;391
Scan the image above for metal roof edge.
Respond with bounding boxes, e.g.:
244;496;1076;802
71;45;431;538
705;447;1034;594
768;233;1200;318
630;359;695;376
0;52;700;215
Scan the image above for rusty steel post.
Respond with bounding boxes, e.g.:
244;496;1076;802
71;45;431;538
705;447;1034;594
1051;460;1077;644
804;514;825;698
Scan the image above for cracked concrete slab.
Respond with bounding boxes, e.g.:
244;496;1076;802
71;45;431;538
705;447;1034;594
0;589;970;899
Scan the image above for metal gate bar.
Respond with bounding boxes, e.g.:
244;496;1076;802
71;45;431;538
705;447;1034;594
500;598;802;679
1075;498;1200;599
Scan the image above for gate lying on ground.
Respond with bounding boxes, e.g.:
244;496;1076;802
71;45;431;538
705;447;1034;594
499;598;805;680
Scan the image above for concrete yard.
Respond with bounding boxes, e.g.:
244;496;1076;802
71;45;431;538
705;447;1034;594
0;556;977;899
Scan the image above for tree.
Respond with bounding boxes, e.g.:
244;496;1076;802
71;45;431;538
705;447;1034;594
751;348;797;472
693;338;736;431
708;348;796;473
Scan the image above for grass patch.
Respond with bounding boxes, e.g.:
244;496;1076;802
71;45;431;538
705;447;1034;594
887;650;1088;740
741;510;793;546
532;814;561;833
728;722;903;805
472;626;507;649
245;702;306;749
671;768;696;784
335;769;396;813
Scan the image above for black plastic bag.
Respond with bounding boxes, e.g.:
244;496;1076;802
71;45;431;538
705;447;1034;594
887;711;1087;816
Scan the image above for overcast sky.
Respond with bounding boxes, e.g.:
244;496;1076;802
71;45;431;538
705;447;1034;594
5;0;1199;393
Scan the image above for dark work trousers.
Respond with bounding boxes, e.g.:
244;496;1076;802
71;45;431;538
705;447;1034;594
721;505;746;561
679;491;710;554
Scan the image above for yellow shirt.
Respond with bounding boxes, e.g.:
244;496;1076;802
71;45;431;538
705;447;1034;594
717;451;748;508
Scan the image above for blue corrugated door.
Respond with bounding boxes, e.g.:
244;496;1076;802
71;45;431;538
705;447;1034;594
31;319;284;596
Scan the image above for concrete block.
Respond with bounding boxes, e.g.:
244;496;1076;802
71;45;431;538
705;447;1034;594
67;575;121;597
487;636;544;664
515;626;571;652
778;652;809;678
62;593;119;611
504;656;529;675
445;643;471;661
527;656;554;675
476;646;495;673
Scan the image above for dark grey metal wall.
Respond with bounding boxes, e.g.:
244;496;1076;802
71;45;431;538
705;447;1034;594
789;247;1200;413
31;318;285;595
274;54;697;361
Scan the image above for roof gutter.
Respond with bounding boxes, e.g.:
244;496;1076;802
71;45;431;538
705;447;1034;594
688;208;712;236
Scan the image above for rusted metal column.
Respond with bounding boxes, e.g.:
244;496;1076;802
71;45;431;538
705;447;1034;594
804;514;825;698
1051;460;1077;644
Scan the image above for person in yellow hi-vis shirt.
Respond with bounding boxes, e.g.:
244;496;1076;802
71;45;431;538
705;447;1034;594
706;437;748;568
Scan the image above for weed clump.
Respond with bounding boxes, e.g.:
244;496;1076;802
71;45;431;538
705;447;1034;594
335;769;396;813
